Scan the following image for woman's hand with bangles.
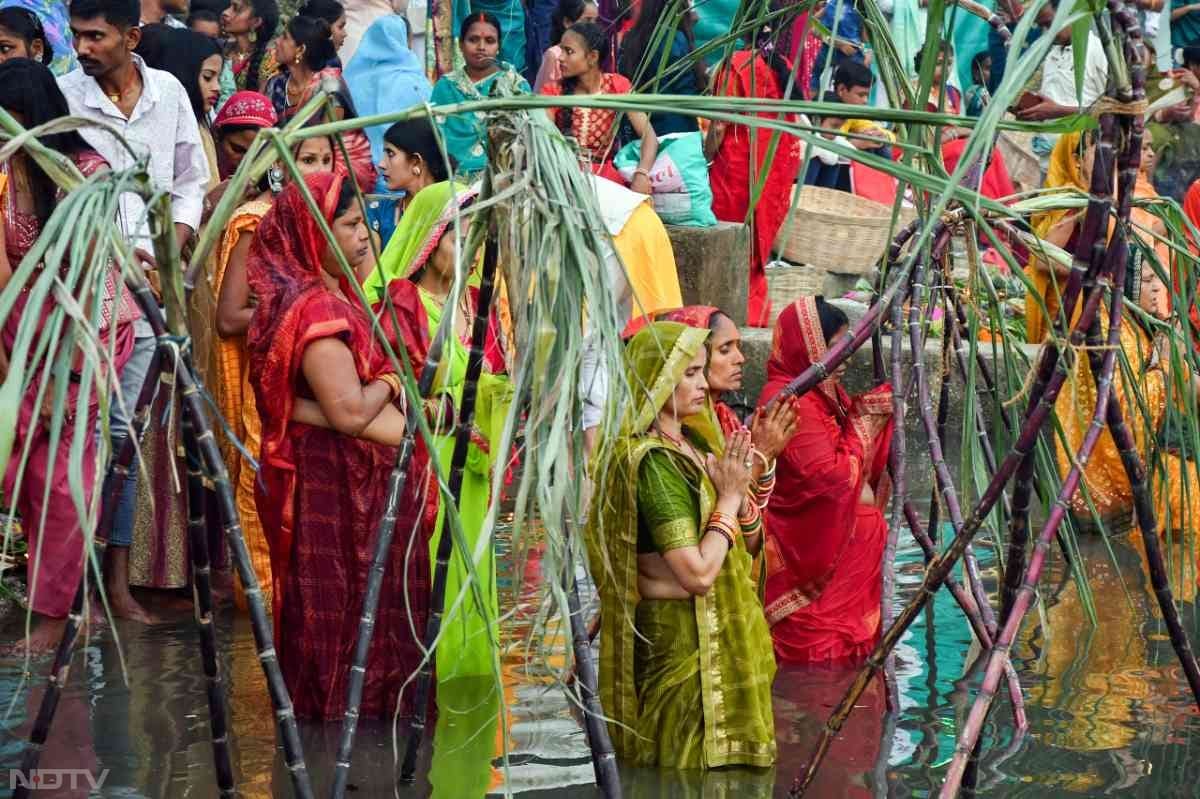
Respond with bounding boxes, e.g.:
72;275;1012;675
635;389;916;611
706;428;753;502
749;396;800;460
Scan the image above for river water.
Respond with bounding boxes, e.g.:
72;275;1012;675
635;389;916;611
1;517;1199;797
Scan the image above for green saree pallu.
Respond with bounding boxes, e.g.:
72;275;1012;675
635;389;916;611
422;287;512;683
586;322;777;770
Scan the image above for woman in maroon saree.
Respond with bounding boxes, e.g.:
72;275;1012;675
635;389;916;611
246;171;431;720
0;60;137;647
758;297;894;665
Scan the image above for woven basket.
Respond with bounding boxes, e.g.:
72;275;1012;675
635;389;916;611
776;186;897;273
767;262;826;323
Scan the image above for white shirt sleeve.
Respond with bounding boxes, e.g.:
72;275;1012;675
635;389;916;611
1082;34;1110;107
170;88;210;232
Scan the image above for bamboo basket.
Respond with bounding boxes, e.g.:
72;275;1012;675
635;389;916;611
767;261;826;323
775;186;900;273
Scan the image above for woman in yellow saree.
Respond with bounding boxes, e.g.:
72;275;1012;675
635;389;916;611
1031;132;1200;551
586;321;776;770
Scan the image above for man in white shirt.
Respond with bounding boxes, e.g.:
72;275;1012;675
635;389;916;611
1016;6;1109;121
60;0;210;623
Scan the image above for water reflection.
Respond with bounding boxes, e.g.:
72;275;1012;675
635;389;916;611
0;523;1199;796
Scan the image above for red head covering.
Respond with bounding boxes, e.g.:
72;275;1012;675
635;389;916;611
212;90;277;130
657;305;721;329
762;297;847;412
247;171;387;479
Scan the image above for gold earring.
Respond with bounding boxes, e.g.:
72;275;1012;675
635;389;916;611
413;165;422;177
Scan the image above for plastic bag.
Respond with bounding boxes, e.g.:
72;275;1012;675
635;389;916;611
614;132;717;227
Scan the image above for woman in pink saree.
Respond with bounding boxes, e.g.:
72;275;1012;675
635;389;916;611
0;59;137;648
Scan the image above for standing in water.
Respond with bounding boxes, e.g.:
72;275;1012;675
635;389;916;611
246;172;431;721
429;12;530;177
586;321;776;768
213;132;339;611
759;297;895;665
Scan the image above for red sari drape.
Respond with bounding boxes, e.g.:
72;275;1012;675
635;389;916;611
1182;180;1200;346
246;173;431;721
758;298;894;665
710;51;803;328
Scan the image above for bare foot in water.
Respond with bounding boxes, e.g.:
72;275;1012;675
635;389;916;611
5;616;68;657
107;591;163;624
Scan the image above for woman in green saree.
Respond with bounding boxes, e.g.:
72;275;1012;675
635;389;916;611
587;321;777;770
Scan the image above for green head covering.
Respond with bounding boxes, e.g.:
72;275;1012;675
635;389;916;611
363;181;475;302
621;321;711;437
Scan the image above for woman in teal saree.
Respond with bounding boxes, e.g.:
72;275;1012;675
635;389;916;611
586;321;777;770
428;12;530;177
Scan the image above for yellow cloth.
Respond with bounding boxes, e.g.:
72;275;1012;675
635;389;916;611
211;197;273;611
1026;133;1171;343
611;202;683;322
839;118;897;143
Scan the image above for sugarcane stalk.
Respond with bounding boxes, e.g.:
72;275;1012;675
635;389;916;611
11;582;87;799
400;235;502;782
907;254;997;636
789;112;1122;796
181;394;235;797
329;305;450;799
561;516;620;796
940;239;1129;798
126;279;315;799
881;253;913;709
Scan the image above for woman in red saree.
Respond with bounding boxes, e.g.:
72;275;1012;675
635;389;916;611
246;171;431;720
1181;177;1200;346
705;50;803;328
758;297;894;665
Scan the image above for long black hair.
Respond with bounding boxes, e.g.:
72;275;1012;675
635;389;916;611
556;21;607;136
383;117;455;182
550;0;594;46
285;15;336;72
0;59;92;225
298;0;343;26
137;26;223;123
245;0;279;92
616;0;705;91
0;7;52;66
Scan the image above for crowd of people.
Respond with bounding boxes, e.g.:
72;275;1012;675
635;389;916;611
2;0;1200;782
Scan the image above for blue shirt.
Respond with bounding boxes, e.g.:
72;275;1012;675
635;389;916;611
821;1;864;45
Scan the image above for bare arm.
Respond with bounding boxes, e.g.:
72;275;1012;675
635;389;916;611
216;231;256;338
291;396;408;446
1173;3;1199;20
301;337;396;436
627;111;658;195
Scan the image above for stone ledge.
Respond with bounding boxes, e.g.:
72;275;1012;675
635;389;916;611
666;222;750;326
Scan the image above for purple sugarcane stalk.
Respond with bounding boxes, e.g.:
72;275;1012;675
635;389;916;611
940;247;1130;797
789;112;1121;796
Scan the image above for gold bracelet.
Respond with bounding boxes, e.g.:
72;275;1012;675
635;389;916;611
377;372;403;401
752;448;774;472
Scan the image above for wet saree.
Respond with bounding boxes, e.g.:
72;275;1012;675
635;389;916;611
709;51;803;328
586;321;776;769
211;197;273;609
247;173;430;720
759;299;894;665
